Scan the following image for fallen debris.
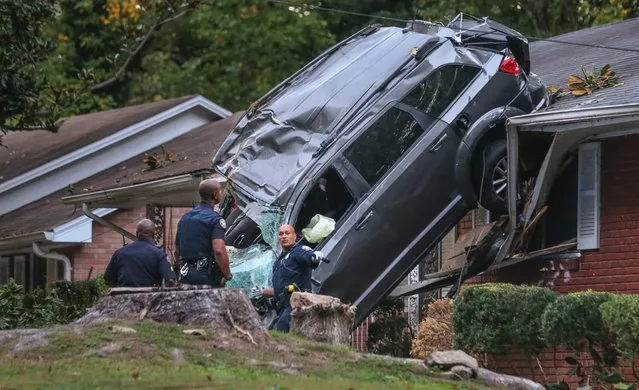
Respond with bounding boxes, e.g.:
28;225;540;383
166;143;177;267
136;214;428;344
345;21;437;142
110;325;137;334
182;329;208;339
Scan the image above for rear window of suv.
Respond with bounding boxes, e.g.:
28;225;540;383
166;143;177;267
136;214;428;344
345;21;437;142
403;64;480;117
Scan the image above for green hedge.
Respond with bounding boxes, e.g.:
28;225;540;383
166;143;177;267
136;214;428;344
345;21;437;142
601;295;639;355
0;279;65;330
542;291;614;351
49;275;108;307
453;283;558;355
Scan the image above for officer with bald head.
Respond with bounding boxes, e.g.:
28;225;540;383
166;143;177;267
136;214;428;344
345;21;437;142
250;223;325;332
104;219;176;287
174;178;232;287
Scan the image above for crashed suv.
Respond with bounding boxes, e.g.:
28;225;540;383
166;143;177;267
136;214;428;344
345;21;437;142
214;16;549;324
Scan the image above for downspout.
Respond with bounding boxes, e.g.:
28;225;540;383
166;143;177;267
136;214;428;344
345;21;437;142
32;242;72;282
82;203;137;241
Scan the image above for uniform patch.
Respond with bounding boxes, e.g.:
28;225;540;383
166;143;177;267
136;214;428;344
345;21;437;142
302;245;312;251
219;218;227;229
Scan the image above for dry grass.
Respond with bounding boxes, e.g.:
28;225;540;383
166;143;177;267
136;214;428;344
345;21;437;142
411;299;455;359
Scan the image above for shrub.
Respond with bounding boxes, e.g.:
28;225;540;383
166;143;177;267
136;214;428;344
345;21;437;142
410;298;454;359
0;279;65;330
453;283;557;356
601;294;639;356
366;297;413;357
542;291;614;352
49;275;108;321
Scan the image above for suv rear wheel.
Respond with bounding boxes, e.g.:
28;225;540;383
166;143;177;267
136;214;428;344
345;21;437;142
474;139;520;215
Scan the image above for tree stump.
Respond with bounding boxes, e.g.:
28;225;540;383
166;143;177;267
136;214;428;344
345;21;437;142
76;286;271;346
289;292;356;345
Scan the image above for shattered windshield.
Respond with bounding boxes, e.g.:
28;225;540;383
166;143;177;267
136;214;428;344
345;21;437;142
225;206;283;293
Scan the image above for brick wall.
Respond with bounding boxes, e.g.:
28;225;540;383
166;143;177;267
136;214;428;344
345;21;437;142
457;135;639;384
69;207;193;280
70;208;146;280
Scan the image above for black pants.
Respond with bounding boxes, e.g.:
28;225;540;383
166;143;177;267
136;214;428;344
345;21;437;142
180;260;222;287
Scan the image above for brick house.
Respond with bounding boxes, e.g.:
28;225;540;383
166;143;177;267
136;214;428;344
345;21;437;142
450;17;639;382
0;96;234;289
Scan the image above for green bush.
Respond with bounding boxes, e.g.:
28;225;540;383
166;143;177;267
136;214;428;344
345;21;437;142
453;283;557;355
542;291;614;352
0;279;65;330
601;294;639;355
49;275;108;321
366;297;414;357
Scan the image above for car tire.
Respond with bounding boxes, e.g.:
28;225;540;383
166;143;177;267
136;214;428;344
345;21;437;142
474;139;519;215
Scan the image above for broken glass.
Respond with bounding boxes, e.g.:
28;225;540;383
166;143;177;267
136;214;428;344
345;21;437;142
225;206;283;293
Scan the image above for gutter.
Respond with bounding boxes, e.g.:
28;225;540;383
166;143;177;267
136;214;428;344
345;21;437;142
507;102;639;130
61;172;217;206
82;203;137;241
32;242;72;281
0;231;47;251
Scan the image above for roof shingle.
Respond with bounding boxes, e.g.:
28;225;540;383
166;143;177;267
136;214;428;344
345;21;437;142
530;17;639;111
0;95;195;184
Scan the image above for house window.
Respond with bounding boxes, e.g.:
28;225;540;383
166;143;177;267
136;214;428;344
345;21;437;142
0;254;30;290
402;64;480;118
344;107;424;186
577;142;601;250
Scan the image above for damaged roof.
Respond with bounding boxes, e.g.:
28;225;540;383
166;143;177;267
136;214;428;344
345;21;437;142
0;112;241;241
530;17;639;111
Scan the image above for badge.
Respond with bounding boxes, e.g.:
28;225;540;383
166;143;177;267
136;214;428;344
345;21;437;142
219;218;227;229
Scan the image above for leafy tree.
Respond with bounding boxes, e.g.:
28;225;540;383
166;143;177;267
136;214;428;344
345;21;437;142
1;0;203;143
126;0;335;111
1;0;57;138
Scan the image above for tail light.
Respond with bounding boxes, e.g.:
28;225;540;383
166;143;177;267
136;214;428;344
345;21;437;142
499;56;521;75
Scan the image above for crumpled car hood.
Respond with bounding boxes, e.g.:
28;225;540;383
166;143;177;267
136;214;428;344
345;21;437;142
212;26;432;205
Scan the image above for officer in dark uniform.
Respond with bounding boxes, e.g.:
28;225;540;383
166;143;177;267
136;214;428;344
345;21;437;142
104;219;176;287
174;178;232;287
250;224;325;332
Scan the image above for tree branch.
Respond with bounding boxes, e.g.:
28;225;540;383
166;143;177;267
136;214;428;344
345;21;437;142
90;9;192;93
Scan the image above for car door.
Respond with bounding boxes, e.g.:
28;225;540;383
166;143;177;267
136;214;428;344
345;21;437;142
314;64;482;319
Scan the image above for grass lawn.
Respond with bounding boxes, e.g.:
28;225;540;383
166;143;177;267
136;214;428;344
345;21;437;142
0;321;494;390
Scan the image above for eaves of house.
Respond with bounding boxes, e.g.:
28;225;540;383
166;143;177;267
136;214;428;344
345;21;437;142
0;95;232;257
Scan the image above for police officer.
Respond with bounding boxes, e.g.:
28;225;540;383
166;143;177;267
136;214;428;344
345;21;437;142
174;178;232;287
250;224;325;332
104;219;176;287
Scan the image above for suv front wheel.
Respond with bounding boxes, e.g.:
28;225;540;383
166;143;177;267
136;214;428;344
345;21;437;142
474;139;520;215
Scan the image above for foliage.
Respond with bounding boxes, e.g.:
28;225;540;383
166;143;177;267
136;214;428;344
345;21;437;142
453;283;557;355
50;275;109;322
541;291;627;389
0;0;57;140
411;299;454;359
0;279;65;330
567;64;622;96
601;294;639;356
542;291;614;352
127;0;335;111
143;145;175;170
367;297;414;357
0;276;109;330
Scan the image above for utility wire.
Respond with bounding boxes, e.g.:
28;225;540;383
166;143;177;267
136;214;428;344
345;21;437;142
266;0;410;24
527;36;639;54
266;0;639;53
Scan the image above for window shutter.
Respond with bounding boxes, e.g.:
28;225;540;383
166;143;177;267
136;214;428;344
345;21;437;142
577;142;601;250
